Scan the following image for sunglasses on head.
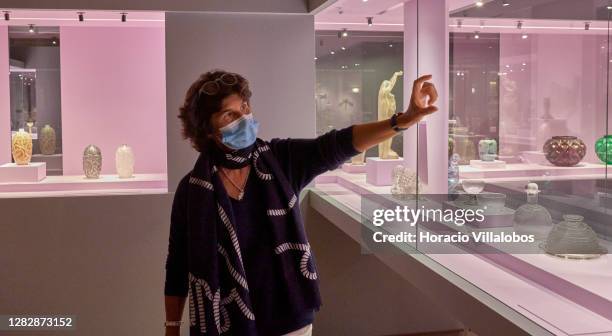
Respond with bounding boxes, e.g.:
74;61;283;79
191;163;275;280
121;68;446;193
198;73;239;96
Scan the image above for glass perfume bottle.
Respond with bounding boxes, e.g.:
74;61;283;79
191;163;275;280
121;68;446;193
513;183;553;241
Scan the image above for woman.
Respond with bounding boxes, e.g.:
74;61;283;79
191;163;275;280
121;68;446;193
164;70;438;336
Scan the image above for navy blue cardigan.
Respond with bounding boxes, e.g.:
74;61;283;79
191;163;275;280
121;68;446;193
165;125;360;335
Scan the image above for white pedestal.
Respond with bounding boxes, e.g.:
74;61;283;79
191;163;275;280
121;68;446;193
342;162;366;174
469;160;507;169
0;162;47;182
366;157;404;186
31;154;63;175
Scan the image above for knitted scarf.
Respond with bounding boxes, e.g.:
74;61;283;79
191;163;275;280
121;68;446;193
185;138;321;335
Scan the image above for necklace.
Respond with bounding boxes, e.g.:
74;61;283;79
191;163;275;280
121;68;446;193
219;166;250;200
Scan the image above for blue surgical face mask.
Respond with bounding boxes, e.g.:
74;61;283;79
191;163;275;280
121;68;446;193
219;113;259;150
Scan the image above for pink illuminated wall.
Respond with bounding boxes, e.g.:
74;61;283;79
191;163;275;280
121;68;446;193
0;26;10;164
499;33;608;163
59;26;166;175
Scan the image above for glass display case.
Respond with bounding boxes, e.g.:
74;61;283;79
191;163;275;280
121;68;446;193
0;10;167;197
313;1;612;334
9;26;63;175
315;30;404;160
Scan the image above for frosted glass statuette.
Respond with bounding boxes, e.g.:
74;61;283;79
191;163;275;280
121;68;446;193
513;183;552;241
11;128;33;165
115;144;135;178
544;214;606;259
39;124;57;155
83;145;102;179
378;71;403;159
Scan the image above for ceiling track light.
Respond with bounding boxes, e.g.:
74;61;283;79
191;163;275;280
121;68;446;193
341;28;348;37
121;12;127;22
28;24;35;33
476;1;484;7
474;31;480;39
502;0;510;7
3;11;9;21
585;22;590;30
516;20;523;29
77;12;84;22
367;17;373;26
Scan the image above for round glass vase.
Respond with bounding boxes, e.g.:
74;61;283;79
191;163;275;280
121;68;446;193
595;135;612;164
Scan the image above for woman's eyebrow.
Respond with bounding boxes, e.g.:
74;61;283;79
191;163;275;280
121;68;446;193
220;107;239;114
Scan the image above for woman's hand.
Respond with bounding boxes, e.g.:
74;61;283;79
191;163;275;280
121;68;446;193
397;74;439;128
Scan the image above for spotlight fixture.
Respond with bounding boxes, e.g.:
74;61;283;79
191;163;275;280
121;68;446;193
456;19;462;28
516;20;523;29
585;22;590;30
389;43;393;47
474;31;480;39
330;51;335;55
502;0;509;7
522;34;528;39
28;24;35;33
121;12;127;22
341;28;348;37
476;1;484;7
367;17;373;26
3;11;9;21
341;46;346;50
78;12;84;22
51;38;57;45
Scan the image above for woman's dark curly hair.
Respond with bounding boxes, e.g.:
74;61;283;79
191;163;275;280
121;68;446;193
178;70;252;152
